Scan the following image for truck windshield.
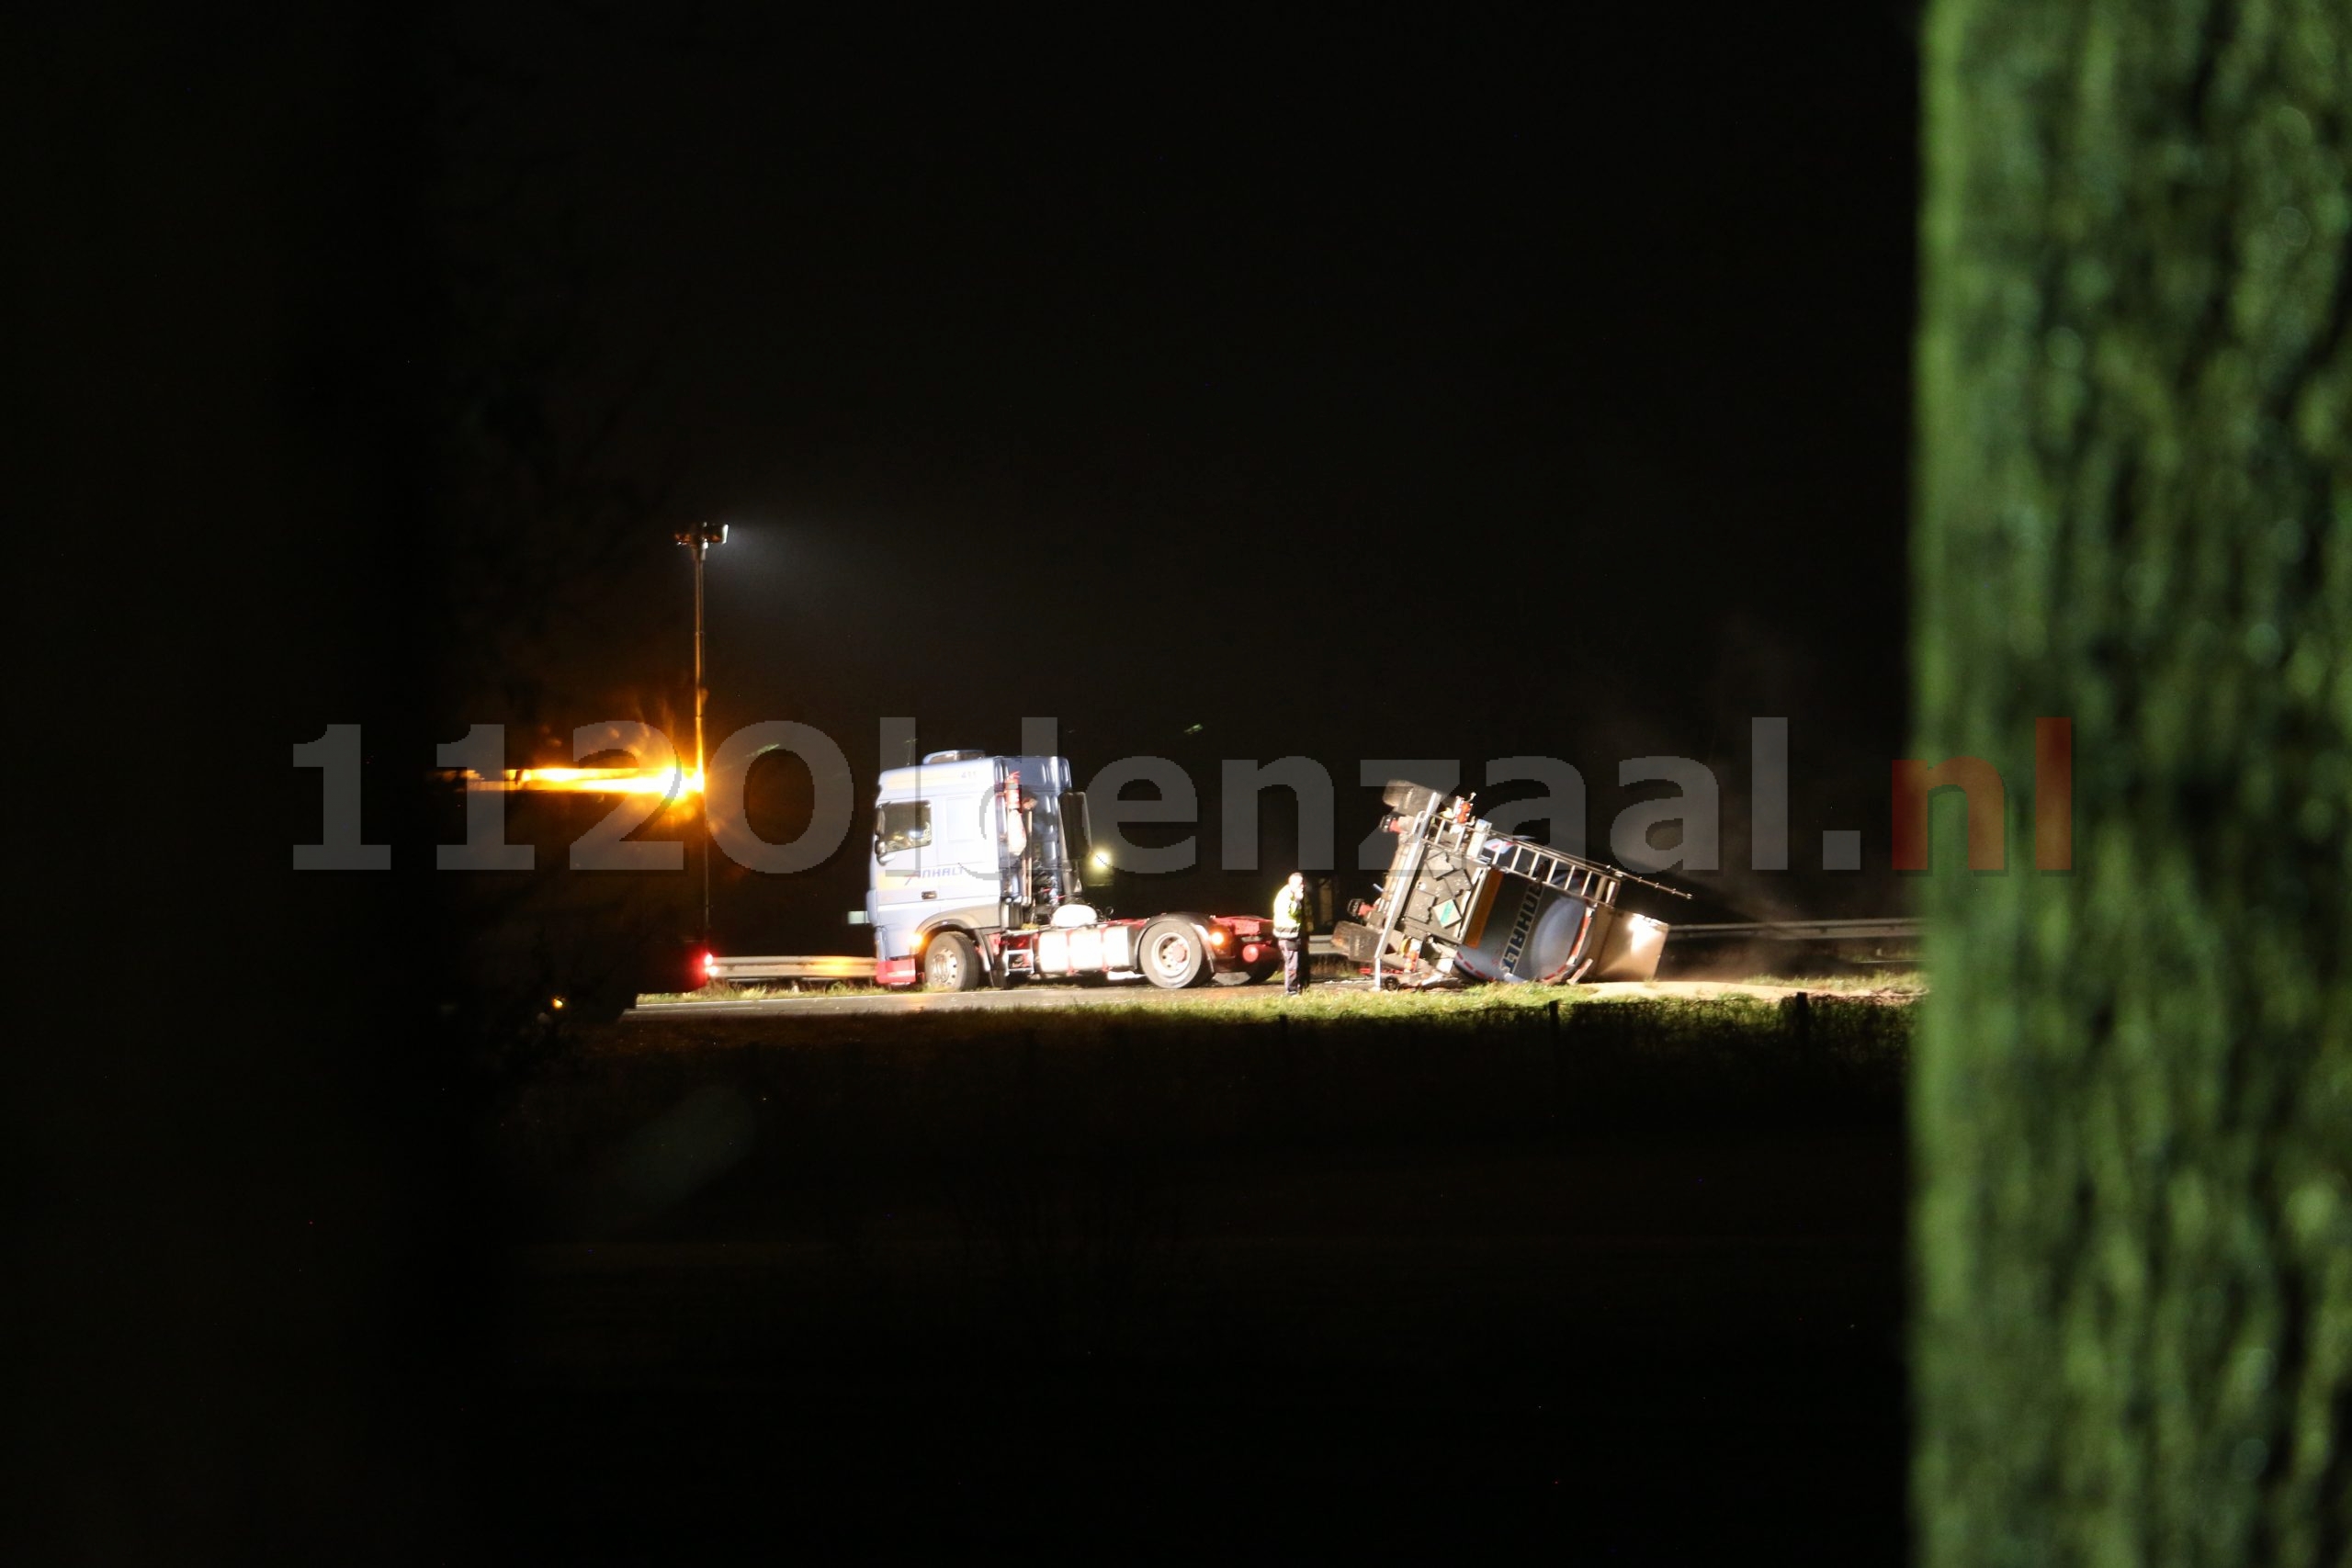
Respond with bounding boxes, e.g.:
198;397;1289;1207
876;802;931;855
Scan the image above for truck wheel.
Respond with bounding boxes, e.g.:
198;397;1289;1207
1140;918;1207;988
923;931;981;992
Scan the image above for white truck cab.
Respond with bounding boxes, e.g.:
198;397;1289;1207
865;750;1272;992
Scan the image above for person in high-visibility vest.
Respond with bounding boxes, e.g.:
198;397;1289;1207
1272;872;1310;996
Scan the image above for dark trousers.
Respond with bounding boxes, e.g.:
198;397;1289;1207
1278;935;1305;993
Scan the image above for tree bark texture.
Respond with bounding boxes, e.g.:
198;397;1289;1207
1913;0;2348;1562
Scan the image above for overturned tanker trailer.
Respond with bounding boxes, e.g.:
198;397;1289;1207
1331;781;1690;987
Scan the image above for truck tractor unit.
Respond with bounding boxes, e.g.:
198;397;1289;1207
867;750;1278;991
1331;780;1687;987
863;756;1684;994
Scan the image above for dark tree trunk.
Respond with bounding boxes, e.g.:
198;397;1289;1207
1912;0;2348;1562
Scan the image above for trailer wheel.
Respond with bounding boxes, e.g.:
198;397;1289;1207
1140;918;1207;988
923;931;981;992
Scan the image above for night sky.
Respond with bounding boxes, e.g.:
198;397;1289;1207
26;6;1923;943
374;5;1924;949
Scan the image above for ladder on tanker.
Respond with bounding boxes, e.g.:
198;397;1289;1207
1477;835;1625;906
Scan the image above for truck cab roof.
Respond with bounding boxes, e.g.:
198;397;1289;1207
874;753;1072;799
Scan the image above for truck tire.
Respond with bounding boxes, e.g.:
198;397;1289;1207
923;931;981;992
1139;917;1207;988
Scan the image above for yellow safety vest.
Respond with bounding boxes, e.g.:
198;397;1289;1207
1272;883;1306;937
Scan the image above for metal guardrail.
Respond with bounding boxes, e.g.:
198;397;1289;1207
1671;919;1921;942
706;953;878;983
